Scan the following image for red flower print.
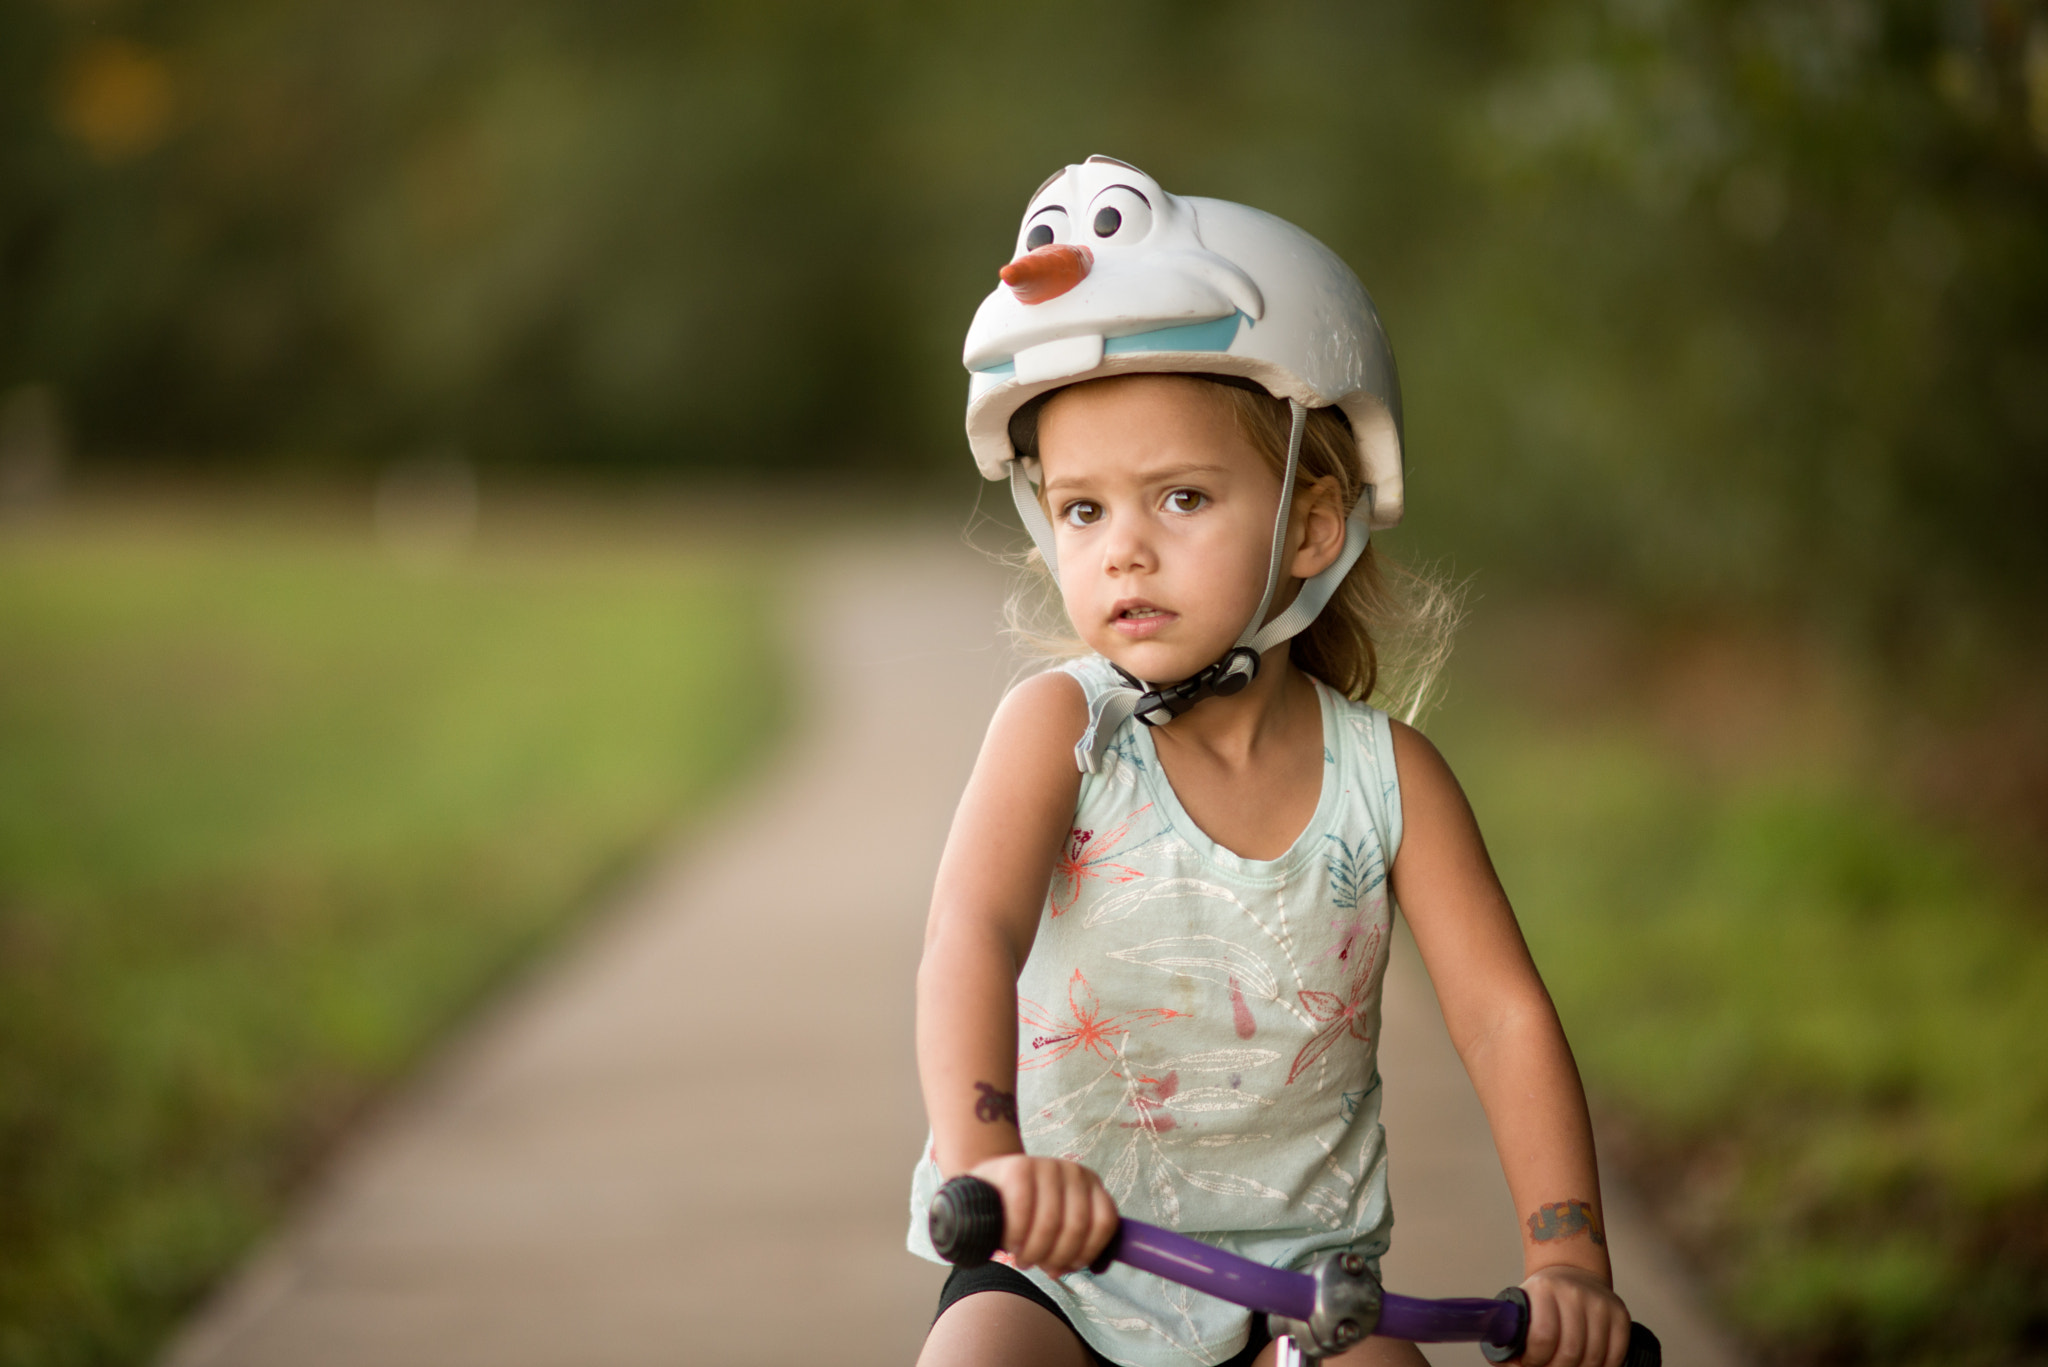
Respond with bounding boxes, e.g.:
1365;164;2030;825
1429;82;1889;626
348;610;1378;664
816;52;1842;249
1049;804;1153;916
1286;923;1385;1083
1019;969;1184;1072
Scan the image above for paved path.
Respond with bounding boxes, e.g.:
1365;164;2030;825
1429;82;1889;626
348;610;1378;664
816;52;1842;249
161;533;1744;1367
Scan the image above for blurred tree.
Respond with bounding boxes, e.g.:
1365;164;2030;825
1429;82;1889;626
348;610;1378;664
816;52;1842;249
1;0;2041;648
1418;0;2048;663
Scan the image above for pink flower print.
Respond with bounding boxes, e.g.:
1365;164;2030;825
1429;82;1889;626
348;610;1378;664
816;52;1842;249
1019;969;1184;1072
1120;1070;1180;1133
1049;804;1153;916
1228;976;1258;1038
1286;923;1385;1083
1317;912;1372;968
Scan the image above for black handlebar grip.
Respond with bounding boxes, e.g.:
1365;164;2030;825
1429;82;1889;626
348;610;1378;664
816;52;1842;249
1482;1287;1530;1363
1481;1288;1660;1367
929;1175;1005;1265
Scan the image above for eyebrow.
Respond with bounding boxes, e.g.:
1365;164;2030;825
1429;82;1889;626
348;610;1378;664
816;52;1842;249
1042;462;1234;495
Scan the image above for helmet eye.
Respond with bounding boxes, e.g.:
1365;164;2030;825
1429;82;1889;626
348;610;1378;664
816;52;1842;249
1086;185;1152;245
1026;223;1055;251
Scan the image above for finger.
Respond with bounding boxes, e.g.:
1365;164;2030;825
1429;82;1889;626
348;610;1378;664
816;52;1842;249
1037;1166;1077;1274
1019;1162;1062;1268
1083;1181;1120;1269
1519;1287;1558;1367
1605;1311;1633;1367
1044;1165;1093;1275
1548;1291;1587;1367
997;1162;1035;1257
1034;1162;1074;1270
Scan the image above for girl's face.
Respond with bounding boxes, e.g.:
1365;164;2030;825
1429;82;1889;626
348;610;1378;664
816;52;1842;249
1036;375;1287;685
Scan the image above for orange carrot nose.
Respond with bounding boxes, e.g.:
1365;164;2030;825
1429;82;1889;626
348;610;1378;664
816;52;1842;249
1000;244;1093;304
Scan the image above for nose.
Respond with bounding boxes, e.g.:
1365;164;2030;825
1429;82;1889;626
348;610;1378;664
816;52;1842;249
1000;244;1093;305
1098;507;1154;577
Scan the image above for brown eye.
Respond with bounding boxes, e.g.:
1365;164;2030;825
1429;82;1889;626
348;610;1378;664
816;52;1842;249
1166;489;1206;513
1062;501;1102;527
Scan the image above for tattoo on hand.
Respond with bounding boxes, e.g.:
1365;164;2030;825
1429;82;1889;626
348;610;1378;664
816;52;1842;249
973;1081;1019;1126
1527;1200;1606;1247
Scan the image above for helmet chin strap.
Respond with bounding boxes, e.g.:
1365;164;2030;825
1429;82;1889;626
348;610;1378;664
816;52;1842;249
1010;401;1374;775
1010;457;1061;580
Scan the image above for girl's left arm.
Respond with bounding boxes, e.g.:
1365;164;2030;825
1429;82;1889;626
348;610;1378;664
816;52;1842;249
1387;721;1632;1367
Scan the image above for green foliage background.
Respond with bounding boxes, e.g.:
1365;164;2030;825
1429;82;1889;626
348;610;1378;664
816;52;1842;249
5;3;2046;1364
6;0;2044;647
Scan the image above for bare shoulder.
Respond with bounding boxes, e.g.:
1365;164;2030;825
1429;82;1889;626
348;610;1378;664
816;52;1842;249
989;667;1089;753
1386;718;1488;869
961;668;1087;823
934;668;1087;941
1384;721;1534;1003
1388;717;1465;804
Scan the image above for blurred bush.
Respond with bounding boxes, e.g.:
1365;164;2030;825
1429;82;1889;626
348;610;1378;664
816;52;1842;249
3;1;2042;652
1437;607;2048;1367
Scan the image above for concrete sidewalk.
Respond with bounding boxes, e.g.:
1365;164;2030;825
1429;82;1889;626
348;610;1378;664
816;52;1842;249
161;533;1744;1367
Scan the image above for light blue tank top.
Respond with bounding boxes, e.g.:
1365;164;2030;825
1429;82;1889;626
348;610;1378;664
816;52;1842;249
908;655;1403;1367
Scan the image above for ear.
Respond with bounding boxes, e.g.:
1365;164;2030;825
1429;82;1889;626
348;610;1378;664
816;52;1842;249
1287;475;1347;581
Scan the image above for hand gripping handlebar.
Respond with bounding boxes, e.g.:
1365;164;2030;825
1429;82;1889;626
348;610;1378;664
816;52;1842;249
929;1175;1661;1367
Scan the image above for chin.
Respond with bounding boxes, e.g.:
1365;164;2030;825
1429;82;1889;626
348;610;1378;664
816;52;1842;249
1096;643;1214;684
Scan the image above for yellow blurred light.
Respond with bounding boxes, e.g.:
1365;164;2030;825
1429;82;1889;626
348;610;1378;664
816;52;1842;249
56;39;176;162
1931;50;1987;120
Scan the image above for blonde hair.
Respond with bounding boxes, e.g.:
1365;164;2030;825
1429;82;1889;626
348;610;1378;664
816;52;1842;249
1002;374;1464;725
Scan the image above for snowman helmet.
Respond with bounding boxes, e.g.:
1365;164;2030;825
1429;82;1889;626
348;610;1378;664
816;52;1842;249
963;157;1406;772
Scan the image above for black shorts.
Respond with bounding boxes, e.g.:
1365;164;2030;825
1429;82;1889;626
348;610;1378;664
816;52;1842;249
935;1261;1274;1367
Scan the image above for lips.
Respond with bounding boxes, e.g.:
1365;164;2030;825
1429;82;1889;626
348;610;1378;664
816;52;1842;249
1111;598;1177;640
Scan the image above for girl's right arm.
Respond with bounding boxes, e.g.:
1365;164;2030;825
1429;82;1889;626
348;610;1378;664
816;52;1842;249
916;669;1118;1278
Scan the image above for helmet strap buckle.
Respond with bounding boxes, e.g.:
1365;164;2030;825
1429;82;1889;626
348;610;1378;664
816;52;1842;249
1119;647;1262;729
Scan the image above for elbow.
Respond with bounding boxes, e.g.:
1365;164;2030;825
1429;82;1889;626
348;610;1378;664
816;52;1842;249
1454;984;1566;1070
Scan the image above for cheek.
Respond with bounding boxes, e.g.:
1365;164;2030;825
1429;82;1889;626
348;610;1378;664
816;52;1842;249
1058;575;1089;623
1055;566;1106;639
1188;513;1276;606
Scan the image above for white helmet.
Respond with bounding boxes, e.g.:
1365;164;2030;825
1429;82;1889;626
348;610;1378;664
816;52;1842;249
964;156;1404;528
964;157;1405;772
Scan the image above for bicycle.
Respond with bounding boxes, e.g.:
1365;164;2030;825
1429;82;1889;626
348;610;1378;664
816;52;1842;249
928;1175;1662;1367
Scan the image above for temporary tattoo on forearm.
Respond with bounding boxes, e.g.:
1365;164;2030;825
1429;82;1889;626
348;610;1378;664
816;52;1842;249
1527;1200;1606;1246
973;1081;1018;1126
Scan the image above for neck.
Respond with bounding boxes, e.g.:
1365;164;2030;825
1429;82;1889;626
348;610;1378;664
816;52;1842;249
1147;643;1314;765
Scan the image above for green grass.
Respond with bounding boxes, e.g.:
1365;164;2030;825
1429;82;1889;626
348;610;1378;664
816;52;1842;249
0;504;784;1367
1432;627;2048;1367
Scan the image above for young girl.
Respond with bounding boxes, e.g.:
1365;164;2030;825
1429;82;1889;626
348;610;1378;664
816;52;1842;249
908;158;1631;1367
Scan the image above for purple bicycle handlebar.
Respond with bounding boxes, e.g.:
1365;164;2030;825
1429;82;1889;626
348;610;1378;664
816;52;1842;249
929;1174;1659;1366
1103;1219;1314;1320
1086;1214;1519;1344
